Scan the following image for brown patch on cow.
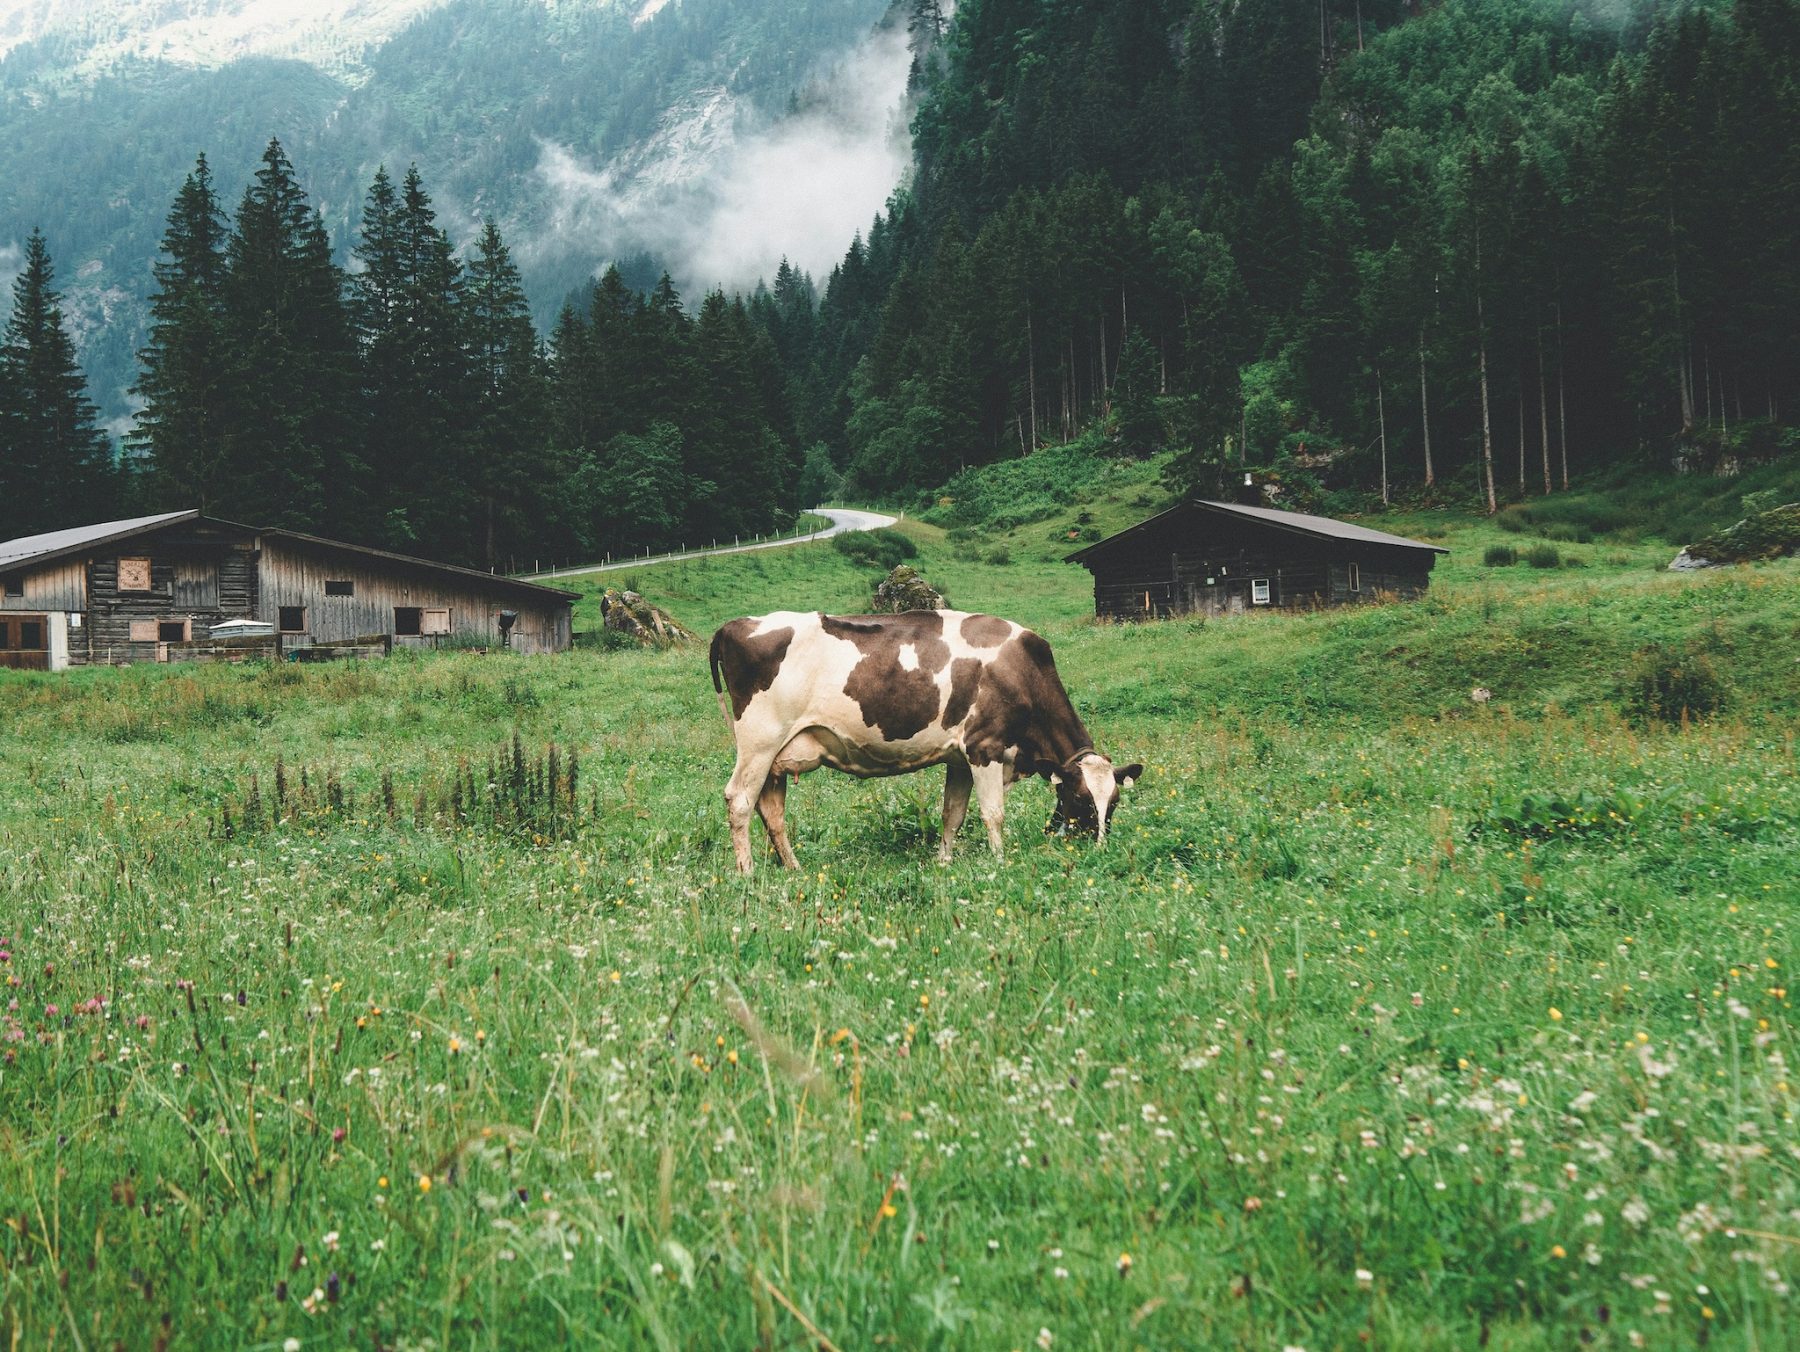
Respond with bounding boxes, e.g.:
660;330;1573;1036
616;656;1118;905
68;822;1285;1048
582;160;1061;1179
960;613;1012;647
822;612;952;741
961;630;1091;774
711;619;795;720
941;657;982;727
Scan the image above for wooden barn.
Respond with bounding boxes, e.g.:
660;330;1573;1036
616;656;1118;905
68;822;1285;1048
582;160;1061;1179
1067;499;1448;621
0;511;576;670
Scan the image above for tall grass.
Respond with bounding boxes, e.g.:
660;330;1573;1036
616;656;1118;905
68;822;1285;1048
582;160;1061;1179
1;509;1796;1350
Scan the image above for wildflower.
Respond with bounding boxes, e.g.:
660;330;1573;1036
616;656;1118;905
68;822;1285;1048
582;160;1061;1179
1117;1251;1133;1275
418;1174;432;1193
1551;1245;1567;1259
285;1340;301;1352
1549;1007;1563;1022
1037;1330;1054;1350
1355;1268;1373;1290
1243;1196;1263;1213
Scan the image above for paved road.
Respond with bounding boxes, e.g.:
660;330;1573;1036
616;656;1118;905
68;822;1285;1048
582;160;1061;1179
527;507;900;582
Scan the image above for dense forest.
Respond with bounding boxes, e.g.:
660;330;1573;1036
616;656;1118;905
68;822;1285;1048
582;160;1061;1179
3;0;1797;565
808;0;1800;512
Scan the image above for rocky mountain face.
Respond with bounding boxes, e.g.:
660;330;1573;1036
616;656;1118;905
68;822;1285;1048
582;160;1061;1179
0;0;900;433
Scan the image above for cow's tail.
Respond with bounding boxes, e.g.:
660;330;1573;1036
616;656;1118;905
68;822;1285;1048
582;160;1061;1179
709;629;732;725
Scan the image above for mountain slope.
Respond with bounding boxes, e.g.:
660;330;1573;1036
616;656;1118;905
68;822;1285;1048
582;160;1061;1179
0;0;900;431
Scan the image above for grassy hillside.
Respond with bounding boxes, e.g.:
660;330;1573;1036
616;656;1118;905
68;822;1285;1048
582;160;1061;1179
2;467;1797;1349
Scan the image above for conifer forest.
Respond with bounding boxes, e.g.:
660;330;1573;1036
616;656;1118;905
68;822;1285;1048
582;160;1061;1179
1;0;1796;565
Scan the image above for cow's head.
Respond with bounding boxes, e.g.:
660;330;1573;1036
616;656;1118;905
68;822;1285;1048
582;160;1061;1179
1049;752;1143;844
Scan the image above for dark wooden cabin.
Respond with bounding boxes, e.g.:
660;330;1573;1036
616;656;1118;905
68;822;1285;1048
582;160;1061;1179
1066;499;1448;621
0;511;576;670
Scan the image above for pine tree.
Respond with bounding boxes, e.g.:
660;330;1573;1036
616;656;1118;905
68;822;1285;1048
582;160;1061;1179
352;164;470;558
1112;328;1162;458
0;229;114;534
464;219;550;568
220;139;361;533
133;154;229;511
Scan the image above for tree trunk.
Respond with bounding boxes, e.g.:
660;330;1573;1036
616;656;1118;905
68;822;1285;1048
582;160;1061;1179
1537;326;1552;496
1026;300;1038;451
1476;230;1496;515
1517;377;1526;492
1555;300;1568;489
1669;210;1693;430
1375;365;1388;505
1418;326;1435;487
1097;313;1109;403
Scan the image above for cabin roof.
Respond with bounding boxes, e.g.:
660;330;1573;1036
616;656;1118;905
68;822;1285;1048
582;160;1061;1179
0;511;578;605
0;510;204;570
1065;499;1450;565
261;529;580;604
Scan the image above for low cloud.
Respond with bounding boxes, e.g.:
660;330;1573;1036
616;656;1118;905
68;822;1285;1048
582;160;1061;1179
531;21;913;295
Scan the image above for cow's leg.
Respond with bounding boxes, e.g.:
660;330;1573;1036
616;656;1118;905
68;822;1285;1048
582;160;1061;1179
757;773;801;869
970;761;1008;860
724;748;780;875
939;760;972;863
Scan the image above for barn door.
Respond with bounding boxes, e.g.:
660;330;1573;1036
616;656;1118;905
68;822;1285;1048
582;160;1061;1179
0;614;49;670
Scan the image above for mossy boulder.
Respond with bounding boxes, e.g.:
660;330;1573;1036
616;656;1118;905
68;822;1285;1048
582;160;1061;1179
1671;502;1800;569
871;565;944;613
598;589;698;646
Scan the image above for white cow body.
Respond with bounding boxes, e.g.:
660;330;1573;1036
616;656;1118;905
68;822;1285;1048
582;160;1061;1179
710;609;1138;873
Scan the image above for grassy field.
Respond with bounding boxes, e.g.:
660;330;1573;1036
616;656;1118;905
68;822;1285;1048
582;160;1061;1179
2;478;1798;1350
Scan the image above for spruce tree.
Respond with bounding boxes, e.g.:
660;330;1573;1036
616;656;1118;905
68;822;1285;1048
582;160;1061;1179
220;138;361;533
464;219;550;568
133;154;229;511
352;164;470;558
0;229;114;534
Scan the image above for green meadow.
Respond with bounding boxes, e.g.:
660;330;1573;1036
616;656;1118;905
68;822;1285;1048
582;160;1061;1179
2;473;1798;1350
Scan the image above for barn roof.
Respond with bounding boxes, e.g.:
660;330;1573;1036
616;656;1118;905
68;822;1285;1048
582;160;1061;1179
261;530;580;604
0;511;578;604
1065;499;1450;565
0;510;203;570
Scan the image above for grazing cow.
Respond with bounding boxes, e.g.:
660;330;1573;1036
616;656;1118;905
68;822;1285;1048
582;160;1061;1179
710;610;1142;874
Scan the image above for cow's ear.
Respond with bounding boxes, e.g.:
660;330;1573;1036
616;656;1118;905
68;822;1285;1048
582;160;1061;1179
1116;763;1143;789
1049;772;1063;786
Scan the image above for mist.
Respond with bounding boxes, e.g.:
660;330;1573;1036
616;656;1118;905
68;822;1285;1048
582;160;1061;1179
530;20;914;297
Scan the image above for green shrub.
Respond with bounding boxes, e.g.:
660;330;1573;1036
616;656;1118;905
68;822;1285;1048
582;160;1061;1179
1495;506;1531;534
1525;543;1562;568
1483;544;1518;566
921;442;1132;530
984;545;1013;566
1623;642;1727;725
832;529;917;571
1542;522;1588;543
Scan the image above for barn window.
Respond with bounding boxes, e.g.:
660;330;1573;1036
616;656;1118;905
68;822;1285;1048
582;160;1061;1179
0;622;12;650
1251;578;1272;605
158;620;189;644
278;607;307;633
422;608;452;636
1348;562;1361;593
118;558;153;591
394;607;423;636
128;619;159;642
19;620;43;649
325;580;354;597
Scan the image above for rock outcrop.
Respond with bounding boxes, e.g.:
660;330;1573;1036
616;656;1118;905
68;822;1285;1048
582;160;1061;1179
599;589;698;645
872;565;945;613
1671;502;1800;570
